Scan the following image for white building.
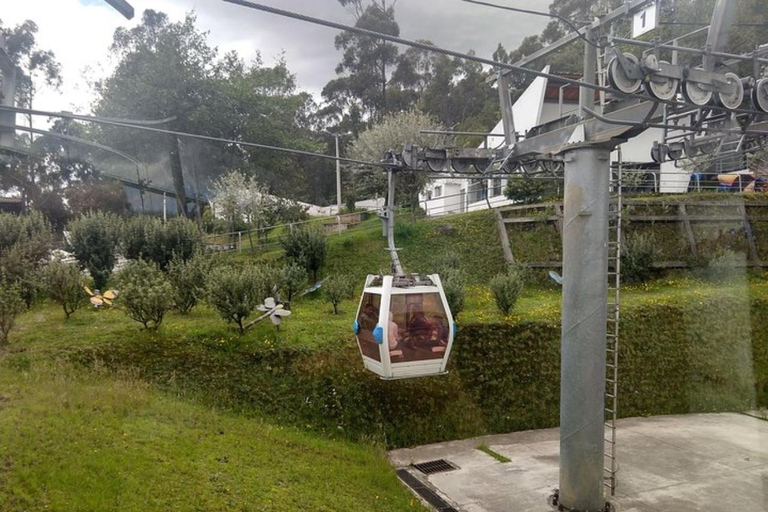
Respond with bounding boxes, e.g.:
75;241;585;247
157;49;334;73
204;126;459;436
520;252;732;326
419;67;676;216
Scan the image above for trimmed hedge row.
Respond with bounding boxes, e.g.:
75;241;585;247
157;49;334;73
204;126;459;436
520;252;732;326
73;292;767;449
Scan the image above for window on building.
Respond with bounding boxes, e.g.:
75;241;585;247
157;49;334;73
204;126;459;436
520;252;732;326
469;180;487;203
492;178;504;197
433;186;442;198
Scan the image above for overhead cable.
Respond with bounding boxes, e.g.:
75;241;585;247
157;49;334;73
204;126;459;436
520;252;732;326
220;0;764;117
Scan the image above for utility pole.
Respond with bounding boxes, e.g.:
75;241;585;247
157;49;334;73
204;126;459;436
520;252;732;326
557;25;608;512
0;40;20;151
335;133;342;213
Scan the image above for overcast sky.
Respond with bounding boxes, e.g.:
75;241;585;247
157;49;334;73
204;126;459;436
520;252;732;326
3;0;548;115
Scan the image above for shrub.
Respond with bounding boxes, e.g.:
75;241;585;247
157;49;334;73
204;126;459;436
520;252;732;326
621;232;658;283
67;212;123;290
440;268;466;318
322;274;354;315
489;266;526;315
0;210;51;262
0;244;43;308
117;259;173;330
167;253;211;314
0;278;24;345
208;265;276;333
705;248;746;283
122;216;204;269
277;263;307;305
281;228;326;282
154;217;205;268
121;216;157;261
43;260;88;319
505;177;560;204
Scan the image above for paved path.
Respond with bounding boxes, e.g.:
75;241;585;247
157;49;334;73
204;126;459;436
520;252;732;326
389;413;768;511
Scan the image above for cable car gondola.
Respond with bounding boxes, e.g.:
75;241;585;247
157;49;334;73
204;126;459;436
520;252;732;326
354;274;455;380
352;168;456;379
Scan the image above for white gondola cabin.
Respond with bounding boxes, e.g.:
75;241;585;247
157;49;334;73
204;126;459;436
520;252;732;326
353;274;455;379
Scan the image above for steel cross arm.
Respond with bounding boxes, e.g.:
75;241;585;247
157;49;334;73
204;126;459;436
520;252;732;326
508;0;655;71
582;107;768;137
608;36;768;65
400;101;660;174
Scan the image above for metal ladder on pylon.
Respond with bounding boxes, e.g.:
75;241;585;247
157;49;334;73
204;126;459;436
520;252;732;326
604;149;623;497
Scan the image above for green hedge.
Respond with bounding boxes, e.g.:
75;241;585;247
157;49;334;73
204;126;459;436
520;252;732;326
72;292;767;449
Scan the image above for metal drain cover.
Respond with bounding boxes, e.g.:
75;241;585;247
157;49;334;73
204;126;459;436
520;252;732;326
412;459;458;475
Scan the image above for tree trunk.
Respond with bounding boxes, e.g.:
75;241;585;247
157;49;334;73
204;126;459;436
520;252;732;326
168;135;189;218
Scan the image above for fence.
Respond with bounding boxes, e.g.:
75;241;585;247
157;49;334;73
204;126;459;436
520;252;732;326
496;199;768;269
205;211;375;254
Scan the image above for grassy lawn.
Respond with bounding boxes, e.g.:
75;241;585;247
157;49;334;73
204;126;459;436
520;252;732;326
0;360;422;511
2;203;767;510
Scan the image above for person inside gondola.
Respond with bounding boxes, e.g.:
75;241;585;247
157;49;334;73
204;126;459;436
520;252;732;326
359;302;379;331
405;305;436;349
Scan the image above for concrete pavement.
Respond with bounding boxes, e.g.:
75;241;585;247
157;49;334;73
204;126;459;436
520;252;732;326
389;413;768;511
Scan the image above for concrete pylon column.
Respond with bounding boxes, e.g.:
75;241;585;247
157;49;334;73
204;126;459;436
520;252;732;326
559;145;610;512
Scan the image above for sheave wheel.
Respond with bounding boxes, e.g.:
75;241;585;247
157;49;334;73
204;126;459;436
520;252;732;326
682;68;713;107
608;53;643;94
752;77;768;113
717;72;744;110
647;61;679;101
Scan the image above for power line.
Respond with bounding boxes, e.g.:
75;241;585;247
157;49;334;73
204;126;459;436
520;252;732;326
0;105;396;169
220;0;765;117
460;0;601;49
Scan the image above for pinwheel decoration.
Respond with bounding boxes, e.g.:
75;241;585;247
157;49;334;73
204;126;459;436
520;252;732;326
246;297;291;330
84;285;119;307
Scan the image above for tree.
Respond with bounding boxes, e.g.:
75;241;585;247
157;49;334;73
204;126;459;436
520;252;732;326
67;212;122;290
0;19;61;129
94;10;217;217
322;274;355;314
0;278;24;346
167;253;211;314
323;1;401;130
43;260;88;319
489;266;526;315
118;259;174;330
207;265;276;334
418;54;499;136
347;109;444;204
281;228;327;283
277;263;307;305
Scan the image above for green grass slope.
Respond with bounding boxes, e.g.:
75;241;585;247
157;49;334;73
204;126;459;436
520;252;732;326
0;360;422;512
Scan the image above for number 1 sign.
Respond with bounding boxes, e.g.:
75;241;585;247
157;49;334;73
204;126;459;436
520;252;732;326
633;1;658;38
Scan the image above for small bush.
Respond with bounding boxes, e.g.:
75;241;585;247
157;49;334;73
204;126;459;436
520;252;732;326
322;274;355;314
43;260;88;319
122;216;204;269
489;266;526;315
705;248;746;283
117;259;173;330
0;278;24;345
621;233;658;283
0;210;51;262
67;212;123;290
167;253;211;314
505;177;560;204
0;244;43;308
208;265;276;333
121;216;157;261
281;228;327;282
277;263;307;305
441;268;466;318
154;217;205;268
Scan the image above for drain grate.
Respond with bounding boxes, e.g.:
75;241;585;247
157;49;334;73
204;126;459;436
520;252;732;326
397;469;458;512
412;459;458;475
